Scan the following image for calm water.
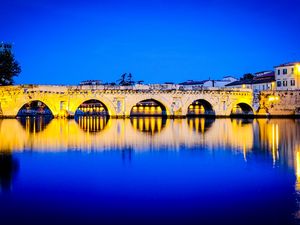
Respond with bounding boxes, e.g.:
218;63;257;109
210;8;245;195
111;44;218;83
0;117;300;225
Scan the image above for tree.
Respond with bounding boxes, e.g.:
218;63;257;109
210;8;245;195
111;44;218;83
117;73;135;86
117;73;127;85
241;73;254;81
0;49;21;85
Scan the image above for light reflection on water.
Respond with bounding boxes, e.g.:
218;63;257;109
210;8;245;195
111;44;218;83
0;117;258;151
0;117;300;224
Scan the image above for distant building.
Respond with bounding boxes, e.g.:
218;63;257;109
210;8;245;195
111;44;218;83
179;76;237;88
274;62;300;90
203;76;237;88
79;80;102;85
225;71;275;92
252;71;275;92
0;42;12;52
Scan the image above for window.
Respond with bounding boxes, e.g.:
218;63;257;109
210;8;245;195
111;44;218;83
277;81;281;87
291;80;295;86
292;68;294;74
283;80;288;86
283;69;288;74
277;69;280;75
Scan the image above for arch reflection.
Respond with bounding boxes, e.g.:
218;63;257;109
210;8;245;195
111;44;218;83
0;153;19;192
18;116;53;133
75;115;109;133
130;117;167;135
187;117;215;133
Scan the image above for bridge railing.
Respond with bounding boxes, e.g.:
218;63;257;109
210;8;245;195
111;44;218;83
0;84;253;93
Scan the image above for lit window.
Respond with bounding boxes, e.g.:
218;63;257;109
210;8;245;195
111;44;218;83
283;69;288;74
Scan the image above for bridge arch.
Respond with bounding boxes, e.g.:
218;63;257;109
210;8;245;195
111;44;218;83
70;97;117;117
186;99;216;117
129;98;169;117
74;99;109;116
16;100;55;117
228;101;255;117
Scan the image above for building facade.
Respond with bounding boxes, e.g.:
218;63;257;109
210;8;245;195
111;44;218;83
275;62;300;90
225;71;275;93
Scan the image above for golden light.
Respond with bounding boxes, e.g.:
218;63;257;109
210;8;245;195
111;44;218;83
296;64;300;73
268;95;279;102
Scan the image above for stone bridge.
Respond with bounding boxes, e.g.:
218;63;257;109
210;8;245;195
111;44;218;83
0;85;254;118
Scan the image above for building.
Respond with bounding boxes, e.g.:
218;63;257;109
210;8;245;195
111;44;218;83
252;71;275;92
179;76;237;89
225;71;275;92
274;62;300;90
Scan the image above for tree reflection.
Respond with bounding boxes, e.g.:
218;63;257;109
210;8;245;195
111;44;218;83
75;115;109;133
0;153;19;192
17;116;53;133
130;117;167;135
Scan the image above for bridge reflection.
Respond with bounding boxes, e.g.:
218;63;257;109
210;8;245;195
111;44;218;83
1;118;300;177
130;117;167;135
17;116;53;133
187;117;215;133
75;116;109;133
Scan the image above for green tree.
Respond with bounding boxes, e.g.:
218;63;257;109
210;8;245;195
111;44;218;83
241;73;254;81
0;49;21;85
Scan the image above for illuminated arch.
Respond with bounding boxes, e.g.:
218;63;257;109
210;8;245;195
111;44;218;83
130;98;168;116
186;99;215;117
74;99;109;116
16;100;54;117
230;102;254;117
70;97;117;117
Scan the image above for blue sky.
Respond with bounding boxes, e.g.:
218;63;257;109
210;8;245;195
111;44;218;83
2;0;300;85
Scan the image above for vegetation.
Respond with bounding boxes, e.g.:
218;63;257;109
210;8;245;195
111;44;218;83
0;48;21;85
240;73;254;81
117;73;135;86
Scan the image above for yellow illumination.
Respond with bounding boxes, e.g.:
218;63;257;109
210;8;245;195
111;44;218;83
268;95;279;102
296;64;300;73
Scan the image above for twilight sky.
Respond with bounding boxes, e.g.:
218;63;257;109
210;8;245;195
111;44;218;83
2;0;300;85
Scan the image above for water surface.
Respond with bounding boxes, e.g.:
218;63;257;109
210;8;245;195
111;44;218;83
0;117;299;225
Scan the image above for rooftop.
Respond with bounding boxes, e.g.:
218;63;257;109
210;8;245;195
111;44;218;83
274;62;300;68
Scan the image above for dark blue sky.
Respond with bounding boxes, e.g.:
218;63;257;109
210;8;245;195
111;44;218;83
2;0;300;85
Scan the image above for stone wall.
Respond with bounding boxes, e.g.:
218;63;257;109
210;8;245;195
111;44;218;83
257;90;300;116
